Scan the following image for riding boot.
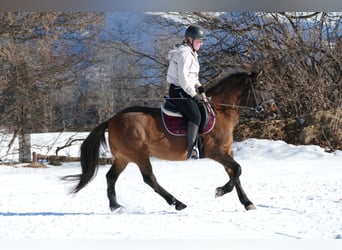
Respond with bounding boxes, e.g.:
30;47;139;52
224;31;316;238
187;121;199;159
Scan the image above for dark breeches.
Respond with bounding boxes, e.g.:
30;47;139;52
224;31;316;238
169;84;201;125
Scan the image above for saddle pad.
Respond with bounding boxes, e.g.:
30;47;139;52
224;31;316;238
160;103;183;117
161;104;216;136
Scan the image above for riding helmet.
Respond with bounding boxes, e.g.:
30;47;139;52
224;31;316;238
185;25;206;40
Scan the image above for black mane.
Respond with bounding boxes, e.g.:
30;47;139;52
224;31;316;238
205;72;251;93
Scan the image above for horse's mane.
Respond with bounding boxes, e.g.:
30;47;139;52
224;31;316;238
205;72;250;92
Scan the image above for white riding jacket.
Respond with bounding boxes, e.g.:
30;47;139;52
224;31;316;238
167;44;201;98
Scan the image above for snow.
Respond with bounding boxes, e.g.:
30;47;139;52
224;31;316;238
0;133;342;243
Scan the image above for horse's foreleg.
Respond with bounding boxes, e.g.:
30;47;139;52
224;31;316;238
138;158;187;210
214;153;255;210
234;178;256;210
215;153;241;196
106;158;128;211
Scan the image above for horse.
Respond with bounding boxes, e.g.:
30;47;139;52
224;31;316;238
63;71;277;211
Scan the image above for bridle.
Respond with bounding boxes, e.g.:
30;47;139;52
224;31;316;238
208;77;276;118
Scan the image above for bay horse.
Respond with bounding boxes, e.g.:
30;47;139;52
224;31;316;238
64;71;277;211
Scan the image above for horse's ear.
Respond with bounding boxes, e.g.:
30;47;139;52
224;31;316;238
251;70;263;81
241;63;254;72
257;70;263;78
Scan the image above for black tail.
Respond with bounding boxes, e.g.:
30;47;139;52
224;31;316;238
63;120;109;193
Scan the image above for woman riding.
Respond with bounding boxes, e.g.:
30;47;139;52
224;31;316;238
166;24;206;159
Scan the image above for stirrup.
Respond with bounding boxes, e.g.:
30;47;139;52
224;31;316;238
190;146;199;160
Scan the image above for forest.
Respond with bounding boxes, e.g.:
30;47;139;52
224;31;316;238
0;12;341;162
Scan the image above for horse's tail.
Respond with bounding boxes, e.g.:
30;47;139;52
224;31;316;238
63;120;109;193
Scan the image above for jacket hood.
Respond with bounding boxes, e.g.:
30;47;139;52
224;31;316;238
168;44;192;60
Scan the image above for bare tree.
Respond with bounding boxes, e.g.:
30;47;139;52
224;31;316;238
0;12;104;162
195;12;341;116
2;12;339;161
110;12;341;117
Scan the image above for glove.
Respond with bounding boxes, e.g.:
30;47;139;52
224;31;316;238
197;86;205;94
193;94;203;103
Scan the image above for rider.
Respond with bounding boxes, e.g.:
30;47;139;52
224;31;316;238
166;24;206;159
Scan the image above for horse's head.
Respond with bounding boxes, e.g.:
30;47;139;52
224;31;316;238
206;70;278;119
245;71;278;119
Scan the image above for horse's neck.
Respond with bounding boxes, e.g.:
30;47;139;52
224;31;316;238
218;106;241;124
209;85;245;106
208;78;247;124
209;75;248;101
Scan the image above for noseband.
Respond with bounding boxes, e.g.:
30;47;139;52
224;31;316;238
246;78;276;117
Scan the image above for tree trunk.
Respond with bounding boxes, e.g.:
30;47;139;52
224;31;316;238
19;131;31;163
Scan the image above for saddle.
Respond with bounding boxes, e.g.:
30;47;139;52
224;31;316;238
161;98;216;136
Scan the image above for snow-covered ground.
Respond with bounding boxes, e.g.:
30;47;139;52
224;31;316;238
0;133;342;242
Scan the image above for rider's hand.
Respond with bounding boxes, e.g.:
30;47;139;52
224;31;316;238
193;94;203;103
197;86;205;94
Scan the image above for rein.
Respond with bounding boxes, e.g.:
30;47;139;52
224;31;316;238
210;99;275;112
209;101;255;111
165;75;275;118
208;79;273;117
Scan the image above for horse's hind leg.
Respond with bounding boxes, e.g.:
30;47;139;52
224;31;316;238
106;157;128;211
137;157;187;211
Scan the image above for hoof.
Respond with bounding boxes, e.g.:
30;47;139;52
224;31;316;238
110;204;122;213
215;187;224;197
175;202;187;211
215;183;234;197
245;204;256;211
